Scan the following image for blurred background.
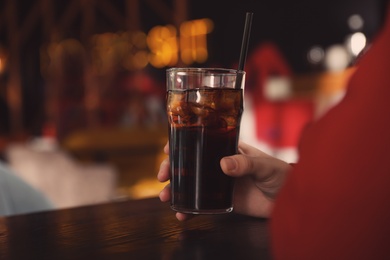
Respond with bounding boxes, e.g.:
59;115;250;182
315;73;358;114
0;0;386;210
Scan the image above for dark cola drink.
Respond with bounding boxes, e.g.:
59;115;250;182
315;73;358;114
167;88;243;214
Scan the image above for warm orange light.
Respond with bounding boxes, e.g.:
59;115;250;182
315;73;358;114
147;25;178;68
41;19;214;74
180;18;213;64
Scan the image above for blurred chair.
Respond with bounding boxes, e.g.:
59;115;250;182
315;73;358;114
4;140;118;209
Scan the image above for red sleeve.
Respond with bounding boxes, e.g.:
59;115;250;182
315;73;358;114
270;6;390;259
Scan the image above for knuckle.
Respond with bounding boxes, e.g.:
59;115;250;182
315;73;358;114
240;155;255;173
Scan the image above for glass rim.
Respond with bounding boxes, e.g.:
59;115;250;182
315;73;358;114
166;67;245;75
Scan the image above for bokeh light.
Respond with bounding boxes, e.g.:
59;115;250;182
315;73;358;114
348;14;364;31
324;44;350;72
307;46;325;65
349;32;367;56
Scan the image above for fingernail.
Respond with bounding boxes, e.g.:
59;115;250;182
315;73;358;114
223;158;237;172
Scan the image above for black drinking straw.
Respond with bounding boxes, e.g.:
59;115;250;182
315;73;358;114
238;12;253;71
236;12;253;88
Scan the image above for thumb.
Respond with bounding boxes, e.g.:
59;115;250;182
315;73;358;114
220;154;291;198
220;154;273;180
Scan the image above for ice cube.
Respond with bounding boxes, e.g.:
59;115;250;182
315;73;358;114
167;91;191;125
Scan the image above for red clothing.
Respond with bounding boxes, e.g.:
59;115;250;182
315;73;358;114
271;6;390;260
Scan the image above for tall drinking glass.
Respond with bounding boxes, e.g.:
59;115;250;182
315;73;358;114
166;68;245;214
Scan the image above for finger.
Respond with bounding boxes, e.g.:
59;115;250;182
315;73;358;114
157;158;170;182
176;212;194;221
163;142;169;154
159;183;171;202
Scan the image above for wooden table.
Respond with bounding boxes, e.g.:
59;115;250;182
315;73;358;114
0;197;271;259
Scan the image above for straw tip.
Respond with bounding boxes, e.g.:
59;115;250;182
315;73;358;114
237;12;254;71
